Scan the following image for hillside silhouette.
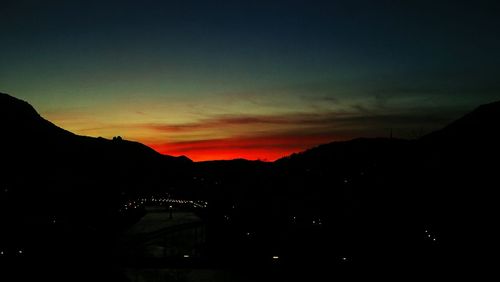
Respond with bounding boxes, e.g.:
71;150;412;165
1;92;191;214
1;93;193;280
1;92;498;279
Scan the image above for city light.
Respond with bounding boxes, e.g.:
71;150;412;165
424;228;438;243
118;195;208;212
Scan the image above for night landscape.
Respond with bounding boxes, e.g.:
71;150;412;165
1;1;499;281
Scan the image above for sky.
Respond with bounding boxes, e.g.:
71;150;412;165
1;0;500;161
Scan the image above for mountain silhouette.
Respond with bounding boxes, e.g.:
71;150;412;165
1;92;192;228
414;101;500;267
2;92;499;275
421;100;500;145
266;101;500;270
1;93;195;279
0;92;74;138
0;92;191;163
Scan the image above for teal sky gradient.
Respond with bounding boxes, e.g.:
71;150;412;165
1;1;499;160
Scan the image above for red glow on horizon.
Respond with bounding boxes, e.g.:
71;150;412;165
148;134;342;162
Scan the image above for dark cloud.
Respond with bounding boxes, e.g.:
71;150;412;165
146;105;465;161
145;104;464;138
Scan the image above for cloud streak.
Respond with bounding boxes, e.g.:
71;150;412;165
142;106;463;161
42;85;471;162
145;108;459;133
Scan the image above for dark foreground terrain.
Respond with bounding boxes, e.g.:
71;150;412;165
1;92;499;280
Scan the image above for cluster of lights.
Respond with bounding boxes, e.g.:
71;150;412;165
119;200;143;212
243;230;256;239
119;196;208;212
193;176;222;185
0;249;24;256
290;216;324;226
425;229;438;242
312;218;323;226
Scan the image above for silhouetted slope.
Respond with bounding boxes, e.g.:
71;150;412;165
412;100;500;267
270;100;500;268
276;137;410;167
188;99;500;268
421;100;500;145
1;92;190;164
1;93;196;275
0;92;72;134
2;91;499;273
416;99;500;201
273;137;414;225
0;92;192;223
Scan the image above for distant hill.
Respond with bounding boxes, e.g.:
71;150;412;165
2;91;499;269
266;100;500;267
0;92;192;224
421;100;500;145
412;100;500;265
0;92;191;163
275;137;411;169
0;92;74;138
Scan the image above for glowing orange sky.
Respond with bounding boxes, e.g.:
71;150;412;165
2;0;498;162
38;99;460;162
148;133;342;161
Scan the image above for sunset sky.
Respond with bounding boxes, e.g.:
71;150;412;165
1;1;499;161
